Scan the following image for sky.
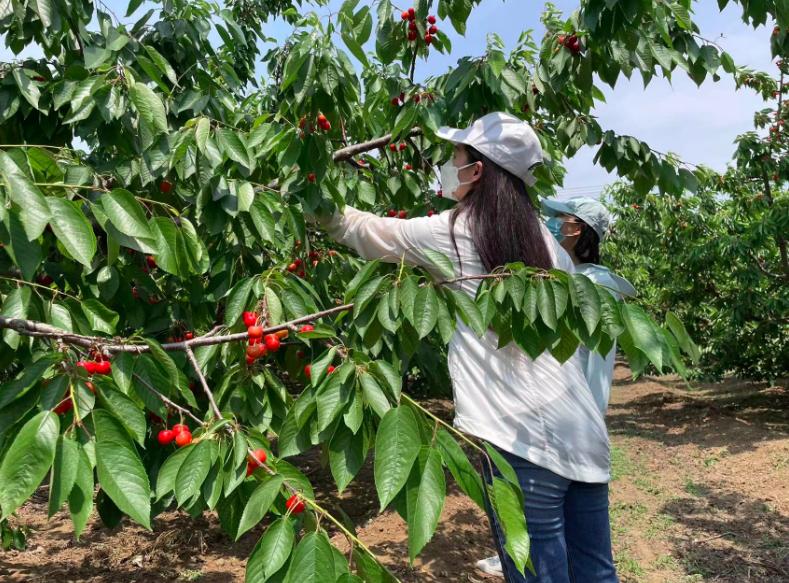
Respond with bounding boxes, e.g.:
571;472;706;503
1;0;778;199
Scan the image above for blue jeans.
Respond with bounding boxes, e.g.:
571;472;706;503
481;447;618;583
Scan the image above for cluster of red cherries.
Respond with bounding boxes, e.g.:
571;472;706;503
157;423;194;447
298;112;331;134
401;8;438;45
557;33;582;54
244;311;286;365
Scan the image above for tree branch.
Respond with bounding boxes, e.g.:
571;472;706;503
332;127;423;162
184;345;223;420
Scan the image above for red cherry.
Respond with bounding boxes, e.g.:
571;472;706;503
327;365;335;374
288;262;298;272
437;189;443;197
159;180;172;194
427;210;435;217
33;75;46;82
131;286;140;299
311;259;319;268
297;350;306;359
263;334;281;352
172;423;189;434
54;399;73;415
146;255;157;269
247;343;265;359
428;15;437;24
317;113;327;124
399;92;405;102
401;10;409;20
175;431;193;447
399;142;407;151
404;163;413;170
413;94;421;104
158;430;175;445
299;324;315;333
294;258;303;267
95;360;112;375
243;311;257;327
322;120;331;131
286;494;306;514
148;295;160;305
391;96;400;106
429;25;438;34
398;210;408;219
245;355;256;365
387;209;397;217
407;7;415;19
328;249;337;257
248;325;264;339
298;116;307;129
424;33;433;45
76;361;89;373
307;172;316;183
184;331;194;340
408;30;417;41
408;20;417;31
389;143;397;152
304;364;312;379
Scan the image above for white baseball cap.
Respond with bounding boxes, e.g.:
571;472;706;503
435;112;543;187
541;196;611;240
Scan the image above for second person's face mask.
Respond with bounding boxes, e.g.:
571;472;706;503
545;216;565;242
439;160;476;201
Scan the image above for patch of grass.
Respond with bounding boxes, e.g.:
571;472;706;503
653;554;679;570
611;445;636;480
178;570;204;581
683;479;706;497
645;513;676;540
633;475;663;497
615;550;645;578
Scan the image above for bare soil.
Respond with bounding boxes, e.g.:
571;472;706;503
1;365;786;582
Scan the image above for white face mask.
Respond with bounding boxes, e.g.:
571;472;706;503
439;160;476;201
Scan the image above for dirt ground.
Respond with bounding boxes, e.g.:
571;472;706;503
1;364;787;582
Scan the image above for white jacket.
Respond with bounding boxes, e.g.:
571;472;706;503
323;206;610;483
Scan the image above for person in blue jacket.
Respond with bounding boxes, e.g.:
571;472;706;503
476;196;635;578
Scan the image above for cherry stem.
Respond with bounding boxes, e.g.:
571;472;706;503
184;345;223;420
133;373;204;425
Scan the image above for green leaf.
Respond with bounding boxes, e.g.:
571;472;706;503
435;429;485;509
329;423;368;493
448;289;485;336
97;387;147;446
100;189;153;240
406;448;445;561
81;299;120;335
129;82;168;134
225;277;255;325
665;312;700;363
246;518;295;582
422;249;455;280
68;445;94;539
285;531;335;583
411;286;439;339
571;274;601;336
93;409;151;529
48;434;79;517
6;208;42;280
175;440;216;506
368;360;401;402
359;371;392;418
536;280;557;330
491;477;531;576
47;197;97;267
155;446;192;499
236;475;284;541
1;284;31;349
0;150;50;240
217;128;252;170
374;406;421;511
343;259;381;302
0;411;59;518
621;304;663;371
316;367;353;431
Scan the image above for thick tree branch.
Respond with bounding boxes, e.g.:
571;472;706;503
332;127;423;162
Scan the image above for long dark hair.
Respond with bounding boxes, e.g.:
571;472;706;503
573;221;601;264
449;145;553;273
